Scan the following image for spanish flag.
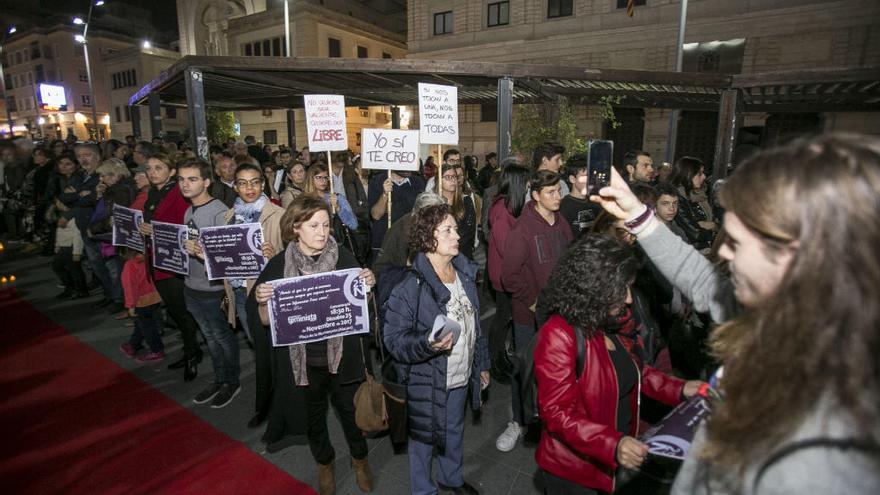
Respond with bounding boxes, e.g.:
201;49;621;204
627;0;635;17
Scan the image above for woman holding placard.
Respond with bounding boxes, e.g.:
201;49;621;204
223;162;284;345
383;203;490;495
250;195;377;495
304;162;359;231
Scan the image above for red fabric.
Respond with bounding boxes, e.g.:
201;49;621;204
0;294;316;495
533;314;685;492
500;202;573;325
129;189;148;212
121;255;158;309
487;195;516;292
150;187;189;281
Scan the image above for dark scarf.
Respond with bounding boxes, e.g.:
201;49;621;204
284;236;342;386
604;308;646;367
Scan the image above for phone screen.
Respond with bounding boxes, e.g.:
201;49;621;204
587;140;614;196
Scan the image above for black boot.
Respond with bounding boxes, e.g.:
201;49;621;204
167;349;203;370
183;354;199;382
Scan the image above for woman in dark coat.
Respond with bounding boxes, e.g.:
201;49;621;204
383;203;490;495
250;195;376;495
668;156;716;251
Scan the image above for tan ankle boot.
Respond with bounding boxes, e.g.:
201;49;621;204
351;457;374;493
318;462;335;495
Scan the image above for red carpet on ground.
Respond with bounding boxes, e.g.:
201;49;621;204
0;292;316;494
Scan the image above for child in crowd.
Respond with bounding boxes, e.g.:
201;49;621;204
119;248;165;363
654;182;689;241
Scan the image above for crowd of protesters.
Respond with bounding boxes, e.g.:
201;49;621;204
1;131;878;495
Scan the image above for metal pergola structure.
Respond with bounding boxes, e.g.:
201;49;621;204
129;56;880;179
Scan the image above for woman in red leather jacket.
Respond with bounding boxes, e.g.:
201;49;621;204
534;234;702;494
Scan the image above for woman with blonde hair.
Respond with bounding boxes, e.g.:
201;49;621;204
304;162;358;232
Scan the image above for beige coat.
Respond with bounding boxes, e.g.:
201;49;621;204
223;201;286;326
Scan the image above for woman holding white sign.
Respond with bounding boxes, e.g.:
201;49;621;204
251;195;377;495
304;162;359;232
383;203;490;495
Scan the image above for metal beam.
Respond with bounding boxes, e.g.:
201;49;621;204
184;68;208;160
130;105;141;139
286;109;296;150
497;77;513;161
148;92;162;139
713;89;740;180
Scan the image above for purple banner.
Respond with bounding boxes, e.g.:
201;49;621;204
151;221;189;275
111;204;145;252
199;223;266;280
641;395;712;460
268;268;369;346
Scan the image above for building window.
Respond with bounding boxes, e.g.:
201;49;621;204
244;43;252;56
35;65;45;83
488;1;510;27
382;52;392;59
30;41;41;59
262;40;271;57
548;0;573;18
242;37;285;57
481;103;498;122
115;106;121;123
434;11;453;35
357;45;368;58
81;94;92;107
272;38;281;57
78;70;89;83
166;107;177;119
6;97;15;112
263;129;277;145
111;69;137;89
328;38;341;58
124;106;131;122
26;72;33;86
616;0;646;8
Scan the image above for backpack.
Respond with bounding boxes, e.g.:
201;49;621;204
517;324;586;425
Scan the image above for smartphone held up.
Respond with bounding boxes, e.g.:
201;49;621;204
587;139;614;196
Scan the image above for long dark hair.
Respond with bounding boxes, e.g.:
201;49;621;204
701;133;880;474
543;234;639;336
499;164;530;218
668;156;704;194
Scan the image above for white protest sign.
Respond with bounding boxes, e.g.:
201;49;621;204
361;129;420;171
418;83;458;145
304;94;348;152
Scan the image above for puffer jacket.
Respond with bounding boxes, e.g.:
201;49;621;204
673;186;714;250
383;252;490;451
534;314;685;493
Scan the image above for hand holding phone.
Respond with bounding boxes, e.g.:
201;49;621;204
587;140;614;196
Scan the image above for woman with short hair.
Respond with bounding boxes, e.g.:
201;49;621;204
384;203;490;495
251;195;376;495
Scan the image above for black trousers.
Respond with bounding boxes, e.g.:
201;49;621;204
305;364;368;465
154;276;200;356
542;470;603;495
51;247;87;293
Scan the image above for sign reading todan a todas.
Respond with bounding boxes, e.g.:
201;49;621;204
267;268;369;346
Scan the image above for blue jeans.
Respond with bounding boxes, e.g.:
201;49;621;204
408;386;467;495
130;303;164;353
82;236;113;300
511;321;536;424
184;288;240;386
233;286;252;343
104;255;123;303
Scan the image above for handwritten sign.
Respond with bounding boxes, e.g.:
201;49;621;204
361;129;420;171
304;94;348;152
418;83;458;145
268;268;369;346
111;204;145;252
151;221;189;275
199;223;266;280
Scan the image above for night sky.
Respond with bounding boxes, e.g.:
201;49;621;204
5;0;179;39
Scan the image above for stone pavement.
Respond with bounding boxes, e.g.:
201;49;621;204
3;248;545;495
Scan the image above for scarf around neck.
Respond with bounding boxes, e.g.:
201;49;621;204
230;194;269;288
284;236;343;386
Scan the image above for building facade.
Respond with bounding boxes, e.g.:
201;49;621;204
406;0;880;162
1;26;131;141
175;0;408;150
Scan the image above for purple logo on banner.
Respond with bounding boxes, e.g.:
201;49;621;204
268;268;369;346
199;223;266;280
111;204;145;252
151;221;189;276
641;395;713;461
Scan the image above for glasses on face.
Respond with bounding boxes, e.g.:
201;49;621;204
235;178;263;188
441;174;458;182
314;175;330;182
446;158;461;165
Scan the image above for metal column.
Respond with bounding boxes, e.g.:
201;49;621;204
148;92;162;139
391;106;401;129
712;89;741;180
286;109;296;150
665;0;689;163
130;105;141;139
497;77;514;160
184;68;209;160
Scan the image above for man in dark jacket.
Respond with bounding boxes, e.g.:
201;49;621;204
497;170;573;452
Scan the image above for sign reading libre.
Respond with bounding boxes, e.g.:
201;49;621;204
361;128;420;171
111;204;145;252
304;94;348;152
268;268;369;346
199;223;266;280
418;83;459;145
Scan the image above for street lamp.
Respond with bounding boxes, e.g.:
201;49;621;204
1;25;17;136
73;1;105;142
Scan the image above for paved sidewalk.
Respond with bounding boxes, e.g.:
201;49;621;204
2;248;544;495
